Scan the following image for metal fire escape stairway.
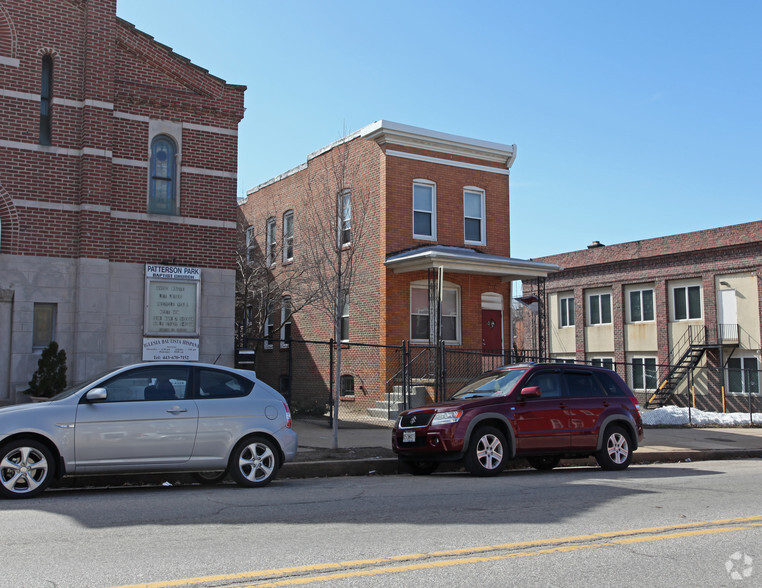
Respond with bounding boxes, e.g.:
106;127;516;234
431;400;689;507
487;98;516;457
646;325;740;408
647;345;708;408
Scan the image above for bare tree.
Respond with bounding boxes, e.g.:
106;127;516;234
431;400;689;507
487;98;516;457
301;138;372;448
235;207;319;346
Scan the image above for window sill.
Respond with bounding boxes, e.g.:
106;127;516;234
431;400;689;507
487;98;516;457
339;395;355;402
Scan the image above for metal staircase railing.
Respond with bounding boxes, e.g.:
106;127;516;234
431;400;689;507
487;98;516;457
647;326;707;408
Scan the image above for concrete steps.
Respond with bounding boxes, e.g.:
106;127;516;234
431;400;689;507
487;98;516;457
366;385;429;420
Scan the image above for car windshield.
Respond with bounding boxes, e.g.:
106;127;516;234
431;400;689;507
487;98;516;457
449;368;529;399
47;368;118;401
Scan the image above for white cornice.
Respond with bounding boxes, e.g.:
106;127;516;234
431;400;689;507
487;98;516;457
360;120;517;168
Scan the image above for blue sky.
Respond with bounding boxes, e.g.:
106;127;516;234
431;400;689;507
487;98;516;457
117;1;761;259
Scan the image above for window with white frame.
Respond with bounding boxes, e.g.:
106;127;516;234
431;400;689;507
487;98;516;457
33;302;57;348
264;305;275;349
560;296;575;327
339;189;351;246
280;296;292;348
340;289;349;342
245;226;255;263
413;180;436;240
588;292;612;325
282;211;293;262
266;217;276;266
727;357;759;395
631;357;657;390
463;188;485;245
590;357;614;371
629;289;654;322
410;284;460;344
673;285;702;320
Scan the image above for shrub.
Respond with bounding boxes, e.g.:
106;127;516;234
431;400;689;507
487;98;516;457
26;341;67;398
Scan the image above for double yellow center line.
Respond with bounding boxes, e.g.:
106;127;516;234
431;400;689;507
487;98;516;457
116;515;762;588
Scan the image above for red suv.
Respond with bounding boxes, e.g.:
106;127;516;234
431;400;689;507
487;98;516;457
393;363;643;476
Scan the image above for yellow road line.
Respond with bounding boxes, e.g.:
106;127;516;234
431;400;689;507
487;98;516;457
113;515;762;588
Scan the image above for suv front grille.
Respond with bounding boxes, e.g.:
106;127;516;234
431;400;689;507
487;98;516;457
399;413;434;428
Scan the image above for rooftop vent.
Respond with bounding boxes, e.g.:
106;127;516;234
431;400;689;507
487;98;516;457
587;240;605;249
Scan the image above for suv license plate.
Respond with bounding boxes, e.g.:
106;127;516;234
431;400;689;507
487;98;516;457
403;430;416;443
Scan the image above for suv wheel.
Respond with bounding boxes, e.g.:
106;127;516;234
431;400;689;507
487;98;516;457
465;426;507;477
527;456;561;471
0;439;55;499
595;426;632;470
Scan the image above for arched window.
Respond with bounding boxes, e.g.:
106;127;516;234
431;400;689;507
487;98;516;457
149;135;178;214
39;54;53;145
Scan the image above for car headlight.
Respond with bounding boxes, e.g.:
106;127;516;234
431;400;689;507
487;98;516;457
431;410;463;425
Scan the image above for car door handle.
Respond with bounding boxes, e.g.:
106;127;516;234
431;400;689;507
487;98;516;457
166;407;188;414
558;403;567;408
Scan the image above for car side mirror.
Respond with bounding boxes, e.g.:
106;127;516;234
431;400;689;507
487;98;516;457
521;386;542;398
86;388;108;402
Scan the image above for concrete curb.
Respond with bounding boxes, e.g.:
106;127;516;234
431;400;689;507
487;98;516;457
49;449;762;490
279;449;762;479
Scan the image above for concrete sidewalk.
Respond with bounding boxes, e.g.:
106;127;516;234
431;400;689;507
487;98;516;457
281;419;762;478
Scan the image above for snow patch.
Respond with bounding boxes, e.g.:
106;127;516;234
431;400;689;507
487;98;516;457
643;406;762;426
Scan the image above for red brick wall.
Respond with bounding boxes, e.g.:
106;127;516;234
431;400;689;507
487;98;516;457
242;130;516;405
0;0;245;269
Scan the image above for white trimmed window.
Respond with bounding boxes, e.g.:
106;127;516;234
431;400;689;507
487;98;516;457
463;187;486;245
282;210;294;262
266;217;276;266
245;226;255;263
560;296;575;327
727;356;759;395
264;305;275;350
629;289;654;322
413;180;436;240
631;357;657;390
590;357;614;371
280;296;292;348
410;283;460;344
673;284;702;321
339;189;351;246
588;292;612;325
340;289;349;342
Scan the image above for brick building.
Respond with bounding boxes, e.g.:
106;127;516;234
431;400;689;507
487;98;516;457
239;121;558;416
520;221;762;411
0;0;245;403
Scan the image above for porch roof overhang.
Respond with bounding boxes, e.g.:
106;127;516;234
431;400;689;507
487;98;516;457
384;246;561;281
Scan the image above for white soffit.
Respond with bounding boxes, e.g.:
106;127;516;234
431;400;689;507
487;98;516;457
385;246;560;281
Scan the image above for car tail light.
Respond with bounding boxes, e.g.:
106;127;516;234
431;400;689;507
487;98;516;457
282;401;292;428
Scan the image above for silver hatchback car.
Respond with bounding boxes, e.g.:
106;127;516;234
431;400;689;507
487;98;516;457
0;362;298;498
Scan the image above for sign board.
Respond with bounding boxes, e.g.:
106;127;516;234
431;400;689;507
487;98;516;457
144;264;200;337
142;337;200;361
